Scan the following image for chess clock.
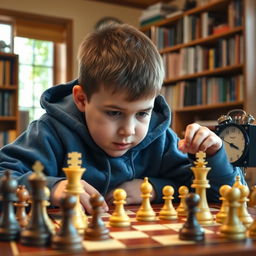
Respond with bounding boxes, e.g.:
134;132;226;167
215;109;256;167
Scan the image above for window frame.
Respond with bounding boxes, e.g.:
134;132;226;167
0;8;73;83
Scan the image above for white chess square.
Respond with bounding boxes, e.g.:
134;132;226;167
110;230;148;239
83;239;126;251
133;224;169;231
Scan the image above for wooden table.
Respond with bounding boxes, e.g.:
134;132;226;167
1;204;256;256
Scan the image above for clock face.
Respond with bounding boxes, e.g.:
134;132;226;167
218;125;248;164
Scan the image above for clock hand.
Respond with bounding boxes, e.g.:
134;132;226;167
222;139;239;150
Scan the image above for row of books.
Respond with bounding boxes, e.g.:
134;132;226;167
0;130;16;147
0;59;13;86
163;34;243;80
149;20;183;50
161;75;243;109
139;2;178;27
0;91;15;116
148;0;242;49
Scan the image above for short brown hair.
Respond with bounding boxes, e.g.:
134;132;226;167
78;24;164;101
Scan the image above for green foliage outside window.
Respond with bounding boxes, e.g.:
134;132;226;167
14;37;53;122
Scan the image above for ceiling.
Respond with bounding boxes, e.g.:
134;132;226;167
86;0;173;9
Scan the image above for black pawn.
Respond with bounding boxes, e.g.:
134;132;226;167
179;193;205;241
84;194;110;240
0;170;20;241
51;194;83;251
20;170;52;246
14;185;29;228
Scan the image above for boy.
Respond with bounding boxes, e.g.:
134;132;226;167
0;24;245;213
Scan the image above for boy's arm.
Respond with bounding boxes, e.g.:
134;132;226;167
0;118;109;212
148;124;245;203
0;119;65;190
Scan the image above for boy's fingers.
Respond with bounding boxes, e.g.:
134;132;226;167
189;127;210;152
78;180;109;213
80;192;93;214
184;123;201;146
80;180;100;194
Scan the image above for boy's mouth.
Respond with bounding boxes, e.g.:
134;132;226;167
113;142;132;150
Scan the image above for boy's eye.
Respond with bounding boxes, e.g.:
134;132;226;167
136;111;149;118
105;111;122;117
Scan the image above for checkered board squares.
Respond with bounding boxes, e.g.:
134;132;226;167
82;213;221;252
12;207;225;255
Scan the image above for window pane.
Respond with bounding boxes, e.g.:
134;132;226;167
14;37;54;122
18;65;33;107
0;23;12;53
34;40;53;66
34;66;53;107
14;37;33;65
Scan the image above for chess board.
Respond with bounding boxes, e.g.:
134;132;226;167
7;204;256;256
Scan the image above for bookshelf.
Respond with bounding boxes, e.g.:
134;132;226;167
141;0;256;137
0;52;19;147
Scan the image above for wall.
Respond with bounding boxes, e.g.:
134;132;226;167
0;0;141;78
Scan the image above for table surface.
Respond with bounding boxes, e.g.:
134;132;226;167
1;204;256;256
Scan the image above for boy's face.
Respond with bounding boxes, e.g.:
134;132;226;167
73;85;155;157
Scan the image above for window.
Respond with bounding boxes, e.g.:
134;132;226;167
0;22;13;53
0;8;73;128
14;38;54;121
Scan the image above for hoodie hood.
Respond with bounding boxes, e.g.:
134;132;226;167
40;79;171;153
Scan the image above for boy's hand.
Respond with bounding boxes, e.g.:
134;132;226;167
178;123;222;156
105;179;156;205
51;180;109;214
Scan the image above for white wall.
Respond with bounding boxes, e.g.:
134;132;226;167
0;0;141;78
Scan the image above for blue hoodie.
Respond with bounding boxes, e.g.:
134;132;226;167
0;80;245;203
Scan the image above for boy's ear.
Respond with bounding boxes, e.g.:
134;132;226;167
73;85;87;112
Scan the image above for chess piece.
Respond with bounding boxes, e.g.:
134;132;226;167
249;185;256;207
14;185;29;228
237;184;253;227
0;170;20;241
233;175;242;188
51;194;84;251
43;186;56;234
179;193;205;241
136;177;156;221
62;152;87;232
176;185;189;217
216;185;231;224
191;151;214;225
20;161;53;246
84;194;110;240
109;188;130;227
159;185;177;220
248;187;256;239
219;187;246;240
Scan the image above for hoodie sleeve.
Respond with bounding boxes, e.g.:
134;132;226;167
148;128;246;204
0;118;66;190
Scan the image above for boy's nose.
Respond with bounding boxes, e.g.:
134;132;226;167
118;121;135;136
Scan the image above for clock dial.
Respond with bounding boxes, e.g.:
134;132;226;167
218;125;246;163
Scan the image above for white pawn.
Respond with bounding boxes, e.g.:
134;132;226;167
136;177;156;221
109;189;130;227
237;184;253;227
219;187;246;240
248;188;256;239
159;185;177;220
176;186;189;217
216;185;231;224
